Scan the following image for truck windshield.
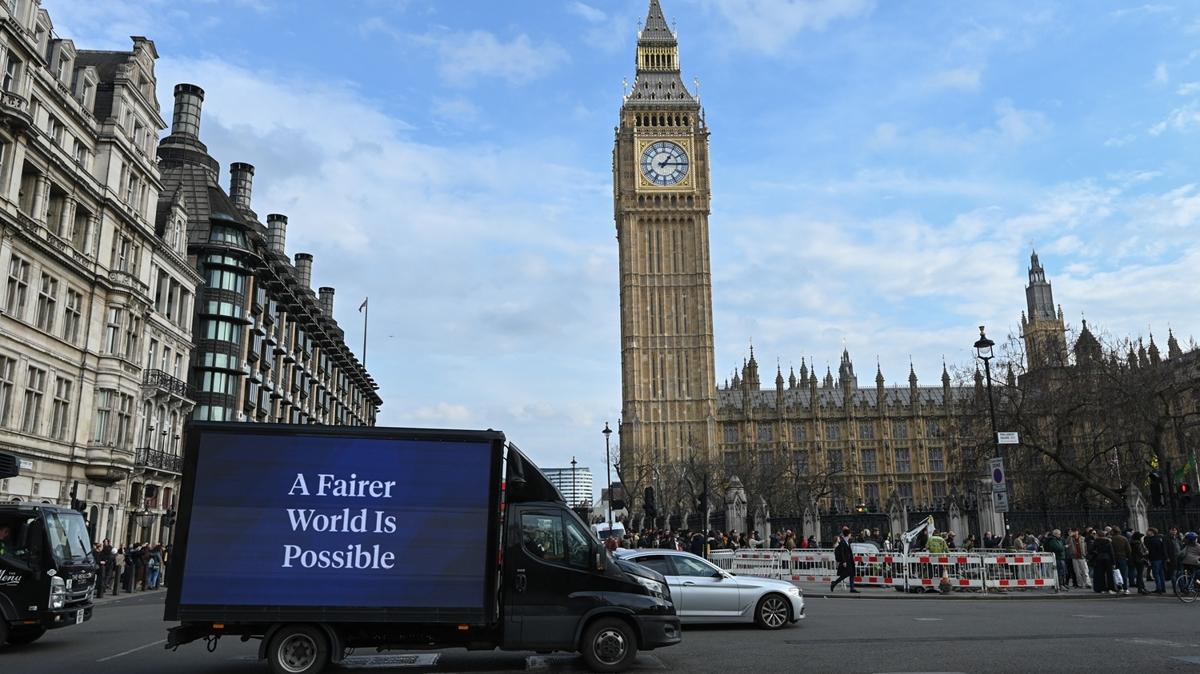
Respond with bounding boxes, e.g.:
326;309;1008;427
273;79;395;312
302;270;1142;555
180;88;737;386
44;511;93;565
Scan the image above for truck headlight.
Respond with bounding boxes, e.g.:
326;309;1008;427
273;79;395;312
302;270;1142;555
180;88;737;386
50;575;66;609
634;576;665;596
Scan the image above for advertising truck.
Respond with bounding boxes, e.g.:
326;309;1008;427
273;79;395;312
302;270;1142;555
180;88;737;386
0;452;97;648
164;423;680;673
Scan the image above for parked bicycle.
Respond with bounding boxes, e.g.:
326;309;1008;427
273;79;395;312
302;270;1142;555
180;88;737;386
1174;567;1200;603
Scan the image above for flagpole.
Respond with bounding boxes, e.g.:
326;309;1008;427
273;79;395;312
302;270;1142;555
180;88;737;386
359;297;369;368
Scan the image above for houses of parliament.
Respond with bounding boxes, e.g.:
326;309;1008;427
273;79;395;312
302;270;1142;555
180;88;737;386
614;1;1197;512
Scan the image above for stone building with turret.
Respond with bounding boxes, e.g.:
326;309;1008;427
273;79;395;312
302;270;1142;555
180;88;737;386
156;83;382;429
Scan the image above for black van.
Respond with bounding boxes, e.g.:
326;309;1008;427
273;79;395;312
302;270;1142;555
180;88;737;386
165;423;680;673
0;454;97;647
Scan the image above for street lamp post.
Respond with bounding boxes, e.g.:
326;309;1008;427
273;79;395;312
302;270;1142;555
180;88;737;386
974;325;1007;528
973;325;1000;459
570;456;578;509
603;422;613;530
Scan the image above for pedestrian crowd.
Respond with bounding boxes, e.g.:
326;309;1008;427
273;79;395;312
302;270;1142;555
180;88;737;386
607;521;1200;596
90;539;169;598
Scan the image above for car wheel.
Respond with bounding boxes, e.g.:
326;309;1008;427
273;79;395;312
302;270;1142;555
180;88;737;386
580;617;638;672
754;593;790;630
267;624;329;674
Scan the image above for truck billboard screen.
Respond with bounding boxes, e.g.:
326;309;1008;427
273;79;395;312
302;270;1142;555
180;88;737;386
178;431;494;608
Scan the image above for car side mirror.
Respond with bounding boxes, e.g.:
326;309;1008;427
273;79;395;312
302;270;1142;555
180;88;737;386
594;549;606;572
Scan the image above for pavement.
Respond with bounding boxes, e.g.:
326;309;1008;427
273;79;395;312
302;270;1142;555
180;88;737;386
6;590;1200;673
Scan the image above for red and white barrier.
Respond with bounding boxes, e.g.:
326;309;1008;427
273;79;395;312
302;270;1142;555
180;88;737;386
710;548;1056;591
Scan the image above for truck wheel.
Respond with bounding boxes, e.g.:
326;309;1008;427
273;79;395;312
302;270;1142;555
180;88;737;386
5;626;46;645
754;594;790;630
580;617;638;672
267;625;329;674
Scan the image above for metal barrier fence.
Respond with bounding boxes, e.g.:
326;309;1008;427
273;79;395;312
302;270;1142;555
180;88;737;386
709;548;1058;592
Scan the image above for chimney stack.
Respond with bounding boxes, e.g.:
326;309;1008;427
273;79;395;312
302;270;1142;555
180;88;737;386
229;162;254;209
294;253;313;290
171;83;204;138
266;213;287;255
318;287;335;317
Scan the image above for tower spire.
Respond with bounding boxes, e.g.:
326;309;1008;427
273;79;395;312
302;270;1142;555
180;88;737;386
641;0;675;43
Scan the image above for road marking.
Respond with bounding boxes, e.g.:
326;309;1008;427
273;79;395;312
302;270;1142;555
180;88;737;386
1172;656;1200;665
342;654;441;668
913;617;943;622
233;654;442;668
97;638;166;662
1120;638;1189;648
528;654;666;670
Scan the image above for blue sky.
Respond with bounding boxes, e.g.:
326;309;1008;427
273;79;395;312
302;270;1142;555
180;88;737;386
52;1;1200;491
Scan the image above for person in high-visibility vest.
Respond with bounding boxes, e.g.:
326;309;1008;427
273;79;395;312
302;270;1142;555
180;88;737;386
927;531;948;554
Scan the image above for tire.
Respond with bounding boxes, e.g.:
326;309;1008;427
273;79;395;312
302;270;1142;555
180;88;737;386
580;617;638;673
5;625;46;645
0;618;8;647
267;624;329;674
1177;574;1200;604
754;593;791;630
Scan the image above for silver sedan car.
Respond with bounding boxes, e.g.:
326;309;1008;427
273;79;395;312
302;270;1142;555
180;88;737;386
616;549;804;629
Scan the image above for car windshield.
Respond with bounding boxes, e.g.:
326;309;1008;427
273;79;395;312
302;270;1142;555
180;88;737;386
44;510;93;565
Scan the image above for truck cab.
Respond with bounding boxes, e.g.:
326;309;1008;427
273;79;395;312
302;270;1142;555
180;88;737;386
0;504;97;647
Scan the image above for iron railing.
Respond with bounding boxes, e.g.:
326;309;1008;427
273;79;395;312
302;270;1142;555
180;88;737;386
143;369;189;397
134;446;183;473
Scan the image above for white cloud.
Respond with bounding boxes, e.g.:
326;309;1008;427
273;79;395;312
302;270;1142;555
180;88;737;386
867;99;1048;154
1110;4;1172;19
695;0;875;54
568;1;606;23
1154;61;1170;84
921;67;983;93
405;403;475;425
360;20;569;86
429;30;568;86
431;96;482;128
1177;82;1200;96
993;98;1049;143
1150;101;1200;135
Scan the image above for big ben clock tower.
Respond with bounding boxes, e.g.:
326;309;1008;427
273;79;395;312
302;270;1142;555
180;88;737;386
615;0;717;466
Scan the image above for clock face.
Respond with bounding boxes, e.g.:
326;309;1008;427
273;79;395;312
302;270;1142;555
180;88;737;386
640;140;689;187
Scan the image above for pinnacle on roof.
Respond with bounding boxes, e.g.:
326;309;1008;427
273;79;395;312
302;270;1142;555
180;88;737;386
640;0;675;43
1030;249;1042;271
1168;328;1183;359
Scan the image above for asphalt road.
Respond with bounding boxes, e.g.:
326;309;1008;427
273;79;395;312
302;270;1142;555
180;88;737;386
5;590;1200;673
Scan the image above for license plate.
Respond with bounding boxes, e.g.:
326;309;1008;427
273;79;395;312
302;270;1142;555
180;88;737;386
75;609;84;624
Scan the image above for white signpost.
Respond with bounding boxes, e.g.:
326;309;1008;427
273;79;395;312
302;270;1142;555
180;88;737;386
993;490;1010;513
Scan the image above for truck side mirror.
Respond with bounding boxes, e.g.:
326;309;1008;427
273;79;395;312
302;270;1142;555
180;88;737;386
594;548;606;572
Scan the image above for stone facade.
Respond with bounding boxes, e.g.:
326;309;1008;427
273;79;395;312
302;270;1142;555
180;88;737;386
0;0;198;545
615;0;718;465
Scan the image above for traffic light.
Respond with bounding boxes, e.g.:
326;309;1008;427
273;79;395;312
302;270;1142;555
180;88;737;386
1180;482;1192;507
1150;471;1165;507
161;509;177;528
69;480;85;512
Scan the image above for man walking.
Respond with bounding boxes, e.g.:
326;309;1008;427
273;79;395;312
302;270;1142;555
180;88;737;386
830;526;859;593
1111;527;1132;594
1068;529;1091;589
1147;527;1168;594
